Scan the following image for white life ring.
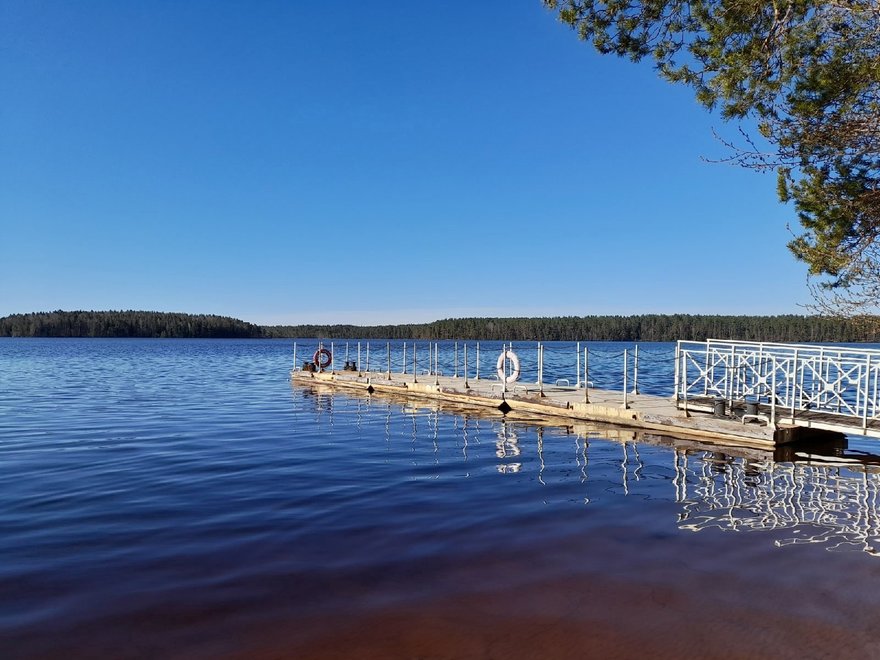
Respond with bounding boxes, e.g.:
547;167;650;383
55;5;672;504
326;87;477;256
496;349;520;384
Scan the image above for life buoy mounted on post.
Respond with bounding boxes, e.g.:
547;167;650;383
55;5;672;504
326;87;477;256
313;348;332;370
496;349;520;384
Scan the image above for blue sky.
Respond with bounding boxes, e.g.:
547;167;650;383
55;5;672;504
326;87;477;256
1;1;808;325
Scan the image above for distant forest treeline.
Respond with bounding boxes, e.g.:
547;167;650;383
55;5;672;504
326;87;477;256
0;311;263;338
2;310;879;343
263;314;878;343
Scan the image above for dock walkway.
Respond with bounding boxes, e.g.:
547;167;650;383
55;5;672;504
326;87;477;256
290;369;836;450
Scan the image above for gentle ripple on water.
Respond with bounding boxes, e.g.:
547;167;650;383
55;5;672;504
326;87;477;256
2;338;880;658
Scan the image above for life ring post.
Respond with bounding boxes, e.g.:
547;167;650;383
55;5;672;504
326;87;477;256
496;345;521;391
313;347;333;371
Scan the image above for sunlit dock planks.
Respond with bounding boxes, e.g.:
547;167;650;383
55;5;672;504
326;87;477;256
290;368;842;450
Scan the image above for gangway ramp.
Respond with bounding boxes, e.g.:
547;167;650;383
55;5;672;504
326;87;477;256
676;339;880;438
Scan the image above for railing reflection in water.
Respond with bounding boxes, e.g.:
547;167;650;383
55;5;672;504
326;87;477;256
673;451;880;556
295;385;880;558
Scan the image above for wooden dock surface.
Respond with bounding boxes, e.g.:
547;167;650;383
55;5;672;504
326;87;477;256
289;369;841;449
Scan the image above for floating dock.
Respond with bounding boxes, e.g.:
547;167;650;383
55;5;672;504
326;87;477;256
290;368;842;450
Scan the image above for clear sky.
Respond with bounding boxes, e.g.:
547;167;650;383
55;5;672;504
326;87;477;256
1;1;811;325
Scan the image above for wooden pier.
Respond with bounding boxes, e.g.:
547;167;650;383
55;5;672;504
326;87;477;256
290;368;842;450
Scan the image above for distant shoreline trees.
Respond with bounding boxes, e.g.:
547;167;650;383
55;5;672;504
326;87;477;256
1;310;877;343
0;311;264;339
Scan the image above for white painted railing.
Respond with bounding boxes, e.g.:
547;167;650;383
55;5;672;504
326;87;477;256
675;339;880;430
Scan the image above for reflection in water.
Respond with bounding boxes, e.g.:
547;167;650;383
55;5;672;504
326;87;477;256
674;452;880;556
298;385;880;558
495;425;521;473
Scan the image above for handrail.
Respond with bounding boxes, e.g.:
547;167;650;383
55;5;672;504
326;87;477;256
675;339;880;430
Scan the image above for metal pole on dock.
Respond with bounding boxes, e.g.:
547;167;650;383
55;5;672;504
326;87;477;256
673;341;681;405
503;343;508;396
535;342;540;385
730;345;737;410
387;342;391;380
623;349;629;409
357;342;361;374
584;347;590;403
476;343;480;380
683;354;689;416
872;357;879;430
770;356;776;426
454;341;458;378
293;342;297;371
435;343;439;386
464;344;469;389
346;342;350;364
413;343;418;383
366;342;370;373
402;342;407;374
576;341;581;388
632;344;639;395
864;354;872;431
703;347;710;396
539;343;544;397
760;343;768;403
330;342;335;373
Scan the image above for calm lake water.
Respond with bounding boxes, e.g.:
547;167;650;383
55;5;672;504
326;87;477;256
2;338;880;659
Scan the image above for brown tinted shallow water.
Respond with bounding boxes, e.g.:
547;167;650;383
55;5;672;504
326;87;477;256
3;339;880;659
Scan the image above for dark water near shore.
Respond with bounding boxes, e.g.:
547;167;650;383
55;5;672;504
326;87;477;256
3;338;880;659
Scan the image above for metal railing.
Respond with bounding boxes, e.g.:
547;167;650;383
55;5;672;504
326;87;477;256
675;339;880;430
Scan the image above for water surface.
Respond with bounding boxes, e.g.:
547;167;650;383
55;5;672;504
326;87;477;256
2;339;879;658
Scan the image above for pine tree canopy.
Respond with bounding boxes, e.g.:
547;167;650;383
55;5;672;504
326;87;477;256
545;0;880;315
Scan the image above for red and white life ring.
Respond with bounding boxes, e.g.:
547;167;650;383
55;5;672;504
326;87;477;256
313;348;332;370
496;349;520;384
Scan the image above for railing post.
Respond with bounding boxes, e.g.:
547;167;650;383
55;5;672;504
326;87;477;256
864;354;872;431
536;341;541;385
366;342;370;373
539;343;544;397
330;341;335;373
683;352;689;416
673;341;680;405
771;357;777;427
413;342;418;384
703;345;710;396
728;345;736;409
791;349;798;419
357;342;361;375
798;348;806;413
293;341;297;371
434;343;439;387
387;342;391;380
623;349;629;409
633;344;639;395
758;343;765;401
454;341;458;378
464;343;469;389
577;341;581;388
476;342;480;380
584;346;590;403
502;342;508;396
402;341;407;374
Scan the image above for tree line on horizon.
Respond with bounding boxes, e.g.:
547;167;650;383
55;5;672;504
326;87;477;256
264;314;877;343
2;310;877;343
0;311;264;339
